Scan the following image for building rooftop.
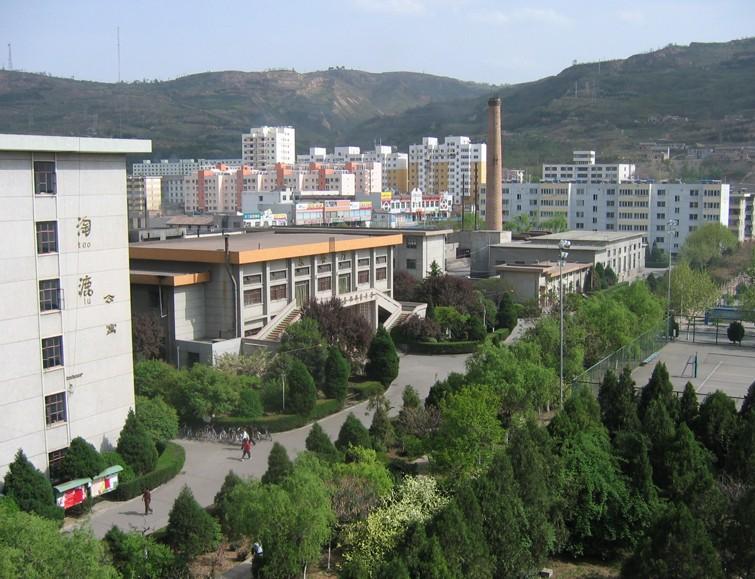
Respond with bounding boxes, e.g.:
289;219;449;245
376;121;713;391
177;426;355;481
534;230;644;243
0;134;151;154
130;230;403;265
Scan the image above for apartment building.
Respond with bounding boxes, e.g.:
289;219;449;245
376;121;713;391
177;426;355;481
132;158;242;177
241;126;295;170
729;190;753;241
126;175;162;226
0;134;151;481
542;150;635;183
408;136;486;206
182;165;256;214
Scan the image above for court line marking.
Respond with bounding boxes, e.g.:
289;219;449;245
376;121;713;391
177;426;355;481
697;361;723;393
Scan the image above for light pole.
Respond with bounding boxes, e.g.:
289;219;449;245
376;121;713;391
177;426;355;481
558;239;571;408
666;218;678;339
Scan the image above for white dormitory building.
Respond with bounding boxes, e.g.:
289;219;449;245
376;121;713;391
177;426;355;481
132;158;243;177
542;150;636;183
0;133;151;481
241;126;296;170
408;136;486;206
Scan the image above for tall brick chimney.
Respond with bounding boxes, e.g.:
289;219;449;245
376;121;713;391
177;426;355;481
485;97;503;231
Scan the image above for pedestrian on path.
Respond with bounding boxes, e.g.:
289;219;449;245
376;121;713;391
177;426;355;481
141;488;153;515
241;437;253;461
251;541;264;577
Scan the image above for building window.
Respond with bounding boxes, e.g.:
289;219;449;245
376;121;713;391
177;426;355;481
42;336;63;369
317;276;332;292
406;259;417;270
376;267;387;281
34;161;57;194
36;221;58;254
295;266;310;277
358;258;370;267
270;270;287;281
405;237;418;248
317;263;332;274
376;255;387;264
45;392;67;425
358;270;370;285
270;284;287;301
338;260;351;270
338;273;351;294
244;288;262;306
39;279;61;312
48;448;67;481
243;273;262;285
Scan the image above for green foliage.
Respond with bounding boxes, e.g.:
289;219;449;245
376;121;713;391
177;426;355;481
350;379;385;400
680;222;738;270
402;385;421;409
113;442;185;501
548;387;603;445
638;362;677;421
279;317;328;386
726;411;755;483
679;381;700;427
214;350;272;377
104;526;179;579
598;368;640;437
495;291;518;330
524;315;585;382
323;346;350;401
235;386;263;418
301;297;373;364
336;413;372;452
695;390;739;467
214;398;343;432
622;503;723;579
165;486;220;562
136;395;179;443
724;485;755;577
642;398;678;487
331;447;394;525
671;261;720;321
58;437;106;481
393;524;451;578
262;442;293;485
100;451;135;484
305;422;340;461
117;408;158;475
365;325;400;387
134;359;180;399
2;450;63;522
613;430;658;506
369;397;396;452
0;500;118;578
403;339;481;354
727;320;745;344
172;364;243;424
213;470;244;539
286;359;317;416
741;379;755;417
433;306;469;340
432;385;505;478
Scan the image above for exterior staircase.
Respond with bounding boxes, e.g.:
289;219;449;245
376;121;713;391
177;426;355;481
255;302;301;342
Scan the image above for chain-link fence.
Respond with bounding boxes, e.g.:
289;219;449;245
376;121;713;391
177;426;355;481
571;317;669;397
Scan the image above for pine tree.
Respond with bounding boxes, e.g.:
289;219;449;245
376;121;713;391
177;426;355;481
495;291;518;330
322;346;350;402
58;437;105;481
116;408;158;475
305;422;340;461
165;485;220;562
402;385;421;409
726;411;755;484
214;470;243;538
336;413;372;452
642;398;677;489
2;450;63;522
261;442;293;485
365;325;399;387
598;368;640;436
695;390;739;467
740;380;755;417
679;381;699;427
638;362;677;421
286;359;317;416
369;398;395;452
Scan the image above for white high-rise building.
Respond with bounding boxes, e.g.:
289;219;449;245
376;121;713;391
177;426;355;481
0;134;151;481
132;158;242;177
542;150;635;183
241;126;295;170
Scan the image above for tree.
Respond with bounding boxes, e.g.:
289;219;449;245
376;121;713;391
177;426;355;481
622;503;723;579
132;311;165;361
433;306;469;339
0;500;118;577
2;450;63;522
133;359;180;399
235;386;263;418
741;379;755;417
279;318;328;387
402;385;421;409
302;298;372;364
725;485;755;577
393;270;419;302
613;430;658;506
727;321;745;345
638;362;677;421
331;447;394;527
213;470;244;538
680;222;738;270
136;395;179;443
679;381;699;427
262;442;293;485
369;396;396;452
285;359;317;416
598;368;640;436
726;411;755;484
642;398;677;489
670;261;719;332
432;385;504;478
336;413;372;452
173;364;242;424
165;486;220;562
495;291;518;330
393;524;451;578
365;325;399;387
116;409;158;475
695;390;739;467
323;346;350;401
503;212;533;233
104;526;178;579
214;350;272;377
540;213;568;232
58;437;105;481
604;264;618;286
306;422;340;461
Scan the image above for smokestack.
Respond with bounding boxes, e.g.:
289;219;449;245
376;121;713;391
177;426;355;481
485;97;503;231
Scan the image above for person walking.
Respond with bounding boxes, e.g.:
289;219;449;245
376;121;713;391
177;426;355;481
141;488;153;515
241;437;253;461
251;541;264;577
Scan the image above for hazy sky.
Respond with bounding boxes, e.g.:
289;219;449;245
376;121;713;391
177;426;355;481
2;0;753;85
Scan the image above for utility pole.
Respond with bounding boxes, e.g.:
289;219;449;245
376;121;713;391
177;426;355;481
7;43;13;70
117;27;121;83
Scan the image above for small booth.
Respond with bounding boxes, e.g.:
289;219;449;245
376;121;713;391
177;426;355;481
90;465;123;498
54;478;91;510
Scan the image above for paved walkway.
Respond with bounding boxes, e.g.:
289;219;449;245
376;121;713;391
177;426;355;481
67;353;469;539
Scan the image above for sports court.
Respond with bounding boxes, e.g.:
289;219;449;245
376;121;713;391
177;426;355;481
631;340;755;405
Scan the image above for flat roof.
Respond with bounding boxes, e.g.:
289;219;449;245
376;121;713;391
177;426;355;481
279;226;452;237
130;230;403;265
496;261;592;276
532;230;644;242
0;134;152;154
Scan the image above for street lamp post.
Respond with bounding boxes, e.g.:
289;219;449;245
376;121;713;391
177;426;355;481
558;239;571;408
666;219;678;339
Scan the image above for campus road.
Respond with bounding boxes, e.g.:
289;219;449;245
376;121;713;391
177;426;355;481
66;353;470;539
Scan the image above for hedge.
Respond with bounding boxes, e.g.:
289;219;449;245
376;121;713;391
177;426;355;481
214;398;343;433
349;380;386;400
404;340;481;355
111;442;185;501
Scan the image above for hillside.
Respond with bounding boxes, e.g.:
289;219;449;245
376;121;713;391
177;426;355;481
0;38;754;179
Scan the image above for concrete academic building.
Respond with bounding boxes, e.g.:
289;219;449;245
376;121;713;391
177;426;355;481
0;134;151;481
130;230;425;367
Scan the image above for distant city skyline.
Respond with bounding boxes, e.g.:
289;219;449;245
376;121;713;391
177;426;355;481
2;0;754;85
